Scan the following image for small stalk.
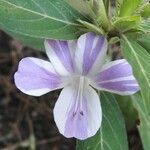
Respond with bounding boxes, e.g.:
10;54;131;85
96;0;110;31
78;19;105;35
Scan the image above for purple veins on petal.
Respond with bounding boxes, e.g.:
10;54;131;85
53;82;102;140
75;32;107;76
64;96;88;139
99;80;139;93
14;57;62;96
46;40;74;74
97;60;132;81
92;59;140;95
82;32;105;75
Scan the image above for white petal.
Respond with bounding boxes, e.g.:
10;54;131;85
14;57;65;96
90;59;140;95
44;39;76;76
53;79;102;140
75;32;107;76
85;86;102;138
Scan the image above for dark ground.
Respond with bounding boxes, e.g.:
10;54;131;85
0;30;142;150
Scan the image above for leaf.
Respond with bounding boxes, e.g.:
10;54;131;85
109;37;120;44
7;30;45;50
115;0;123;14
138;20;150;33
141;3;150;19
121;36;150;114
118;0;143;17
113;16;141;32
137;35;150;53
64;0;89;16
131;93;150;150
103;0;110;13
76;92;128;150
121;36;150;149
115;95;138;130
0;0;85;50
115;0;123;16
78;20;104;35
96;0;110;31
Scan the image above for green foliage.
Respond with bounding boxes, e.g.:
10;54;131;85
64;0;89;16
103;0;110;13
113;16;141;32
122;36;150;150
131;94;150;150
115;0;123;16
76;92;128;150
141;3;150;19
7;30;45;50
78;20;104;35
139;20;150;33
109;36;120;44
96;0;110;31
0;0;85;50
115;95;138;130
118;0;143;17
121;36;150;115
137;35;150;53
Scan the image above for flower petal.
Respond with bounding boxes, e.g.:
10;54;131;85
54;80;102;140
14;57;64;96
75;32;107;76
91;59;140;95
44;39;76;76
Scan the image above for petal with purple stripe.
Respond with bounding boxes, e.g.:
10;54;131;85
44;39;76;76
91;59;140;95
54;78;102;140
14;57;65;96
75;32;107;76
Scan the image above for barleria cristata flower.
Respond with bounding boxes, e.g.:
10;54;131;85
14;32;139;140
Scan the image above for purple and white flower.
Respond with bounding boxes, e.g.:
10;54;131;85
14;32;139;140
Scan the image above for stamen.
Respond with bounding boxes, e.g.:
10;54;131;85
73;77;85;116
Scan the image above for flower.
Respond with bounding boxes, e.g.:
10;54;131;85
14;32;139;140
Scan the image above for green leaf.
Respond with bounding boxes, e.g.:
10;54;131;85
115;0;123;16
115;95;138;130
109;37;120;44
0;0;85;50
118;0;143;17
64;0;89;16
131;94;150;150
103;0;110;13
96;0;110;31
113;16;141;32
78;19;104;35
76;92;128;150
137;35;150;53
141;3;150;19
121;36;150;114
138;20;150;33
7;30;45;50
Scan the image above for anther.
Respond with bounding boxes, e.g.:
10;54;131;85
80;111;84;116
